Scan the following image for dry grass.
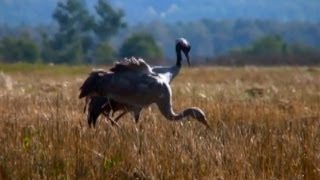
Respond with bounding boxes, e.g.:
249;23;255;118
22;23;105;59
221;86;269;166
0;66;319;179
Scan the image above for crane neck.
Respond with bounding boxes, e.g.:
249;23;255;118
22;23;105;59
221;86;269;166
171;108;201;121
175;45;182;67
157;97;210;127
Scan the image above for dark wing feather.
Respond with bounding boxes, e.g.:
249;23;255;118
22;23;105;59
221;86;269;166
79;70;108;99
109;64;130;73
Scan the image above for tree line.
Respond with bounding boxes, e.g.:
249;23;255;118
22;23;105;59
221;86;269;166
0;0;163;65
213;35;320;66
0;0;319;65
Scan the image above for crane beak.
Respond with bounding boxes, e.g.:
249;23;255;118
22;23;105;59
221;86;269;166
182;46;191;67
185;53;190;67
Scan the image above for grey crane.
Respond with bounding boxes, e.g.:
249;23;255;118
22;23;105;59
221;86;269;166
85;38;191;127
79;57;210;128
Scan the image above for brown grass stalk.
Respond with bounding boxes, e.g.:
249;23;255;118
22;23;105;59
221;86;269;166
0;66;319;179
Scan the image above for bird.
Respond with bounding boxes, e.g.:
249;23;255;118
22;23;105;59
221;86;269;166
79;56;210;128
85;38;191;127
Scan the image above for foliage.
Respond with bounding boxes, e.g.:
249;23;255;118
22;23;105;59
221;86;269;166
2;15;320;65
129;20;320;60
42;0;124;64
94;42;117;65
94;0;126;41
119;33;163;64
0;35;39;63
243;35;287;55
46;0;94;64
215;35;320;65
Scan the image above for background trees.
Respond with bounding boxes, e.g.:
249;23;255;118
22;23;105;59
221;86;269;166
0;1;320;65
92;0;126;64
119;33;163;65
42;0;125;65
94;0;126;42
94;42;117;64
241;35;287;55
0;35;39;63
213;35;320;66
43;0;94;64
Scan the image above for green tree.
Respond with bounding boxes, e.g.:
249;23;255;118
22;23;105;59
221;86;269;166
119;33;163;64
246;35;287;55
94;42;117;64
42;0;126;64
0;36;39;63
47;0;94;64
94;0;126;42
91;0;126;64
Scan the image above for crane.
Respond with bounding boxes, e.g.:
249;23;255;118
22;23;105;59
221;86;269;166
79;57;210;128
85;38;191;127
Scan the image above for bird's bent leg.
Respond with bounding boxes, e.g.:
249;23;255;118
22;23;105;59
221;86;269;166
133;108;142;123
99;111;116;127
113;111;128;123
106;115;120;128
83;96;90;113
87;114;94;128
100;111;110;123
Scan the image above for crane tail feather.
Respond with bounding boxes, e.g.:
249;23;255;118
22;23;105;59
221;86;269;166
79;70;108;99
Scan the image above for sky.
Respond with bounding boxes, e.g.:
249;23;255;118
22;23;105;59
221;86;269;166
0;0;319;26
108;0;320;24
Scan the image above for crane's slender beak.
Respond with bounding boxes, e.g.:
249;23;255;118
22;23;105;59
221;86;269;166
182;46;191;67
185;53;190;67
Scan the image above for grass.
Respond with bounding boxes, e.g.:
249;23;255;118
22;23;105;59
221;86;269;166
0;64;319;179
0;62;91;76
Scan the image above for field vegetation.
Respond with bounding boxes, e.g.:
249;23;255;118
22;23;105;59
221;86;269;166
0;64;319;179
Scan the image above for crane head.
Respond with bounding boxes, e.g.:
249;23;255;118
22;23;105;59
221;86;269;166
176;38;191;67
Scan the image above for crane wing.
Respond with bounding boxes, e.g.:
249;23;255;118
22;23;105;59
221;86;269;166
110;57;153;74
79;70;110;99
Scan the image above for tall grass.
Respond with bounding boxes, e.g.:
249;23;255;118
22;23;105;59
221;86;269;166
0;66;319;179
0;62;91;75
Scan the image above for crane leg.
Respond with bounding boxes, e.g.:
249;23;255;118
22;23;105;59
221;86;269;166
110;111;128;126
131;108;142;123
83;96;90;113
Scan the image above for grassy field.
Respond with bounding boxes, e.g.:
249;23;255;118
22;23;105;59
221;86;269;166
0;64;319;179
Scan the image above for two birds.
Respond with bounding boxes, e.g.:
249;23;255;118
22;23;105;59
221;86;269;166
79;38;210;128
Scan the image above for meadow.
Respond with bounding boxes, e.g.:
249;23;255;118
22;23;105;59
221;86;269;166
0;64;319;179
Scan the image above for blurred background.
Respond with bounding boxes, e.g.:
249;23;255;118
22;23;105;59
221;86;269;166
0;0;319;66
